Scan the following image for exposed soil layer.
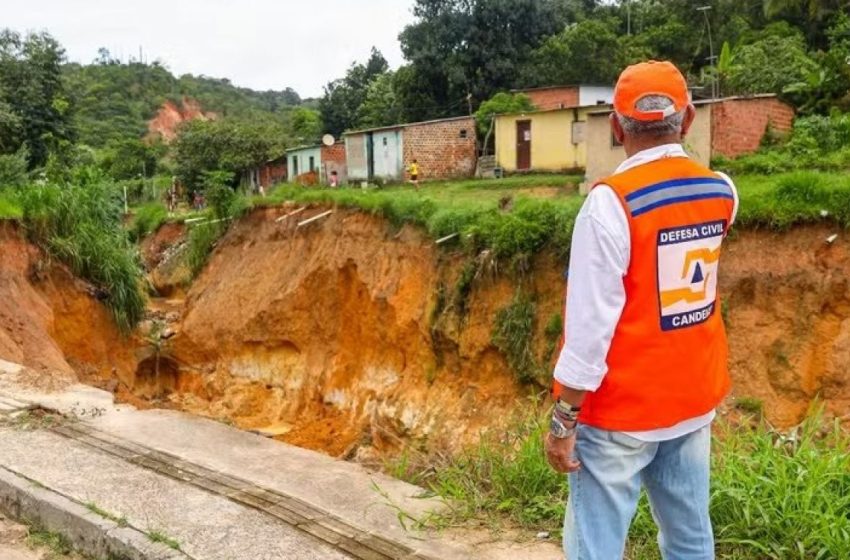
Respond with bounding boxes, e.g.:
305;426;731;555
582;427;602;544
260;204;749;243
3;213;850;460
0;222;136;389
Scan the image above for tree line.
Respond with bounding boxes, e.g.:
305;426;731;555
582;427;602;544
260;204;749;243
319;0;850;136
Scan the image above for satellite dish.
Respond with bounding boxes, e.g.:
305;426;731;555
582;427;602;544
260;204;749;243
322;134;335;146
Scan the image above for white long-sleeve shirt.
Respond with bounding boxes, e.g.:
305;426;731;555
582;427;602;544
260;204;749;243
553;144;739;442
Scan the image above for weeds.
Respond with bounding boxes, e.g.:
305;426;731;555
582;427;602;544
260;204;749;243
84;502;128;527
146;530;181;551
19;182;145;333
400;405;850;559
27;528;73;557
128;202;168;242
0;190;22;218
186;221;222;277
491;293;541;384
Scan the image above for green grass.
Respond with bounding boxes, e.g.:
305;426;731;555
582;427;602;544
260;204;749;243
254;170;850;268
734;171;850;229
0;190;22;218
84;502;128;527
146;529;181;551
26;528;74;557
491;292;541;384
258;175;583;262
128;202;168;241
392;406;850;559
18;182;146;333
186;219;222;278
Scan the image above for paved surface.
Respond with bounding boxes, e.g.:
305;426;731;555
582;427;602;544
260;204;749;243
0;360;561;560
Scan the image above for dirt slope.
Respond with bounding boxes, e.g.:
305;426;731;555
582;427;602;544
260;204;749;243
154;208;850;459
0;222;135;387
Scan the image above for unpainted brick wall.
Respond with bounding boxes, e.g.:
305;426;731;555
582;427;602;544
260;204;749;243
710;97;795;158
524;87;580;110
259;159;287;187
403;118;477;181
321;143;347;184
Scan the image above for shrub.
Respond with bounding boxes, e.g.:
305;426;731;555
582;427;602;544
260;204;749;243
186;221;221;278
491;293;541;384
129;203;168;242
19;182;145;333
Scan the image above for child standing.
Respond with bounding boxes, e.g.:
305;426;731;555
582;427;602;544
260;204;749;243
408;159;420;190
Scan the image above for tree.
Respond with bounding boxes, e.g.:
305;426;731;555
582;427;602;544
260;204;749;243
474;92;535;153
319;48;389;136
0;29;73;168
173;118;288;191
763;0;850;45
98;138;161;180
356;72;403;129
524;18;646;86
289;107;322;144
397;0;561;122
726;28;819;96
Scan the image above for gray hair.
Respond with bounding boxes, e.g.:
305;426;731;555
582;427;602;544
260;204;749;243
616;95;685;138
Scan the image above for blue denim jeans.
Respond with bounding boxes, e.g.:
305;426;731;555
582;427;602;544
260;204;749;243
564;424;713;560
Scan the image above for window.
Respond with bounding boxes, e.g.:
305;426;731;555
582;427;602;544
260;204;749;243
459;129;468;139
382;137;388;146
309;156;315;172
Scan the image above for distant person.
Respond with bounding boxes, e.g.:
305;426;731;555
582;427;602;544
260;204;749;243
408;159;420;190
193;191;205;211
546;61;738;560
329;170;339;188
167;176;178;214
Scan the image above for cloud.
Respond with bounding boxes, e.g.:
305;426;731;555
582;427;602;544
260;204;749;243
3;0;416;97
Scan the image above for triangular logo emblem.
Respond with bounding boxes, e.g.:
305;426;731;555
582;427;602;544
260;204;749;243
691;262;704;284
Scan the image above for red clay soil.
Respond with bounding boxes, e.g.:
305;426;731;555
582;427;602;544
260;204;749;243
157;208;850;457
4;211;850;461
0;222;136;387
146;97;214;143
140;222;186;269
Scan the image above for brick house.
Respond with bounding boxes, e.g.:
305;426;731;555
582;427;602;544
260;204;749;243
709;95;795;158
582;94;795;192
286;142;348;185
245;154;287;192
512;85;615;111
344;116;477;183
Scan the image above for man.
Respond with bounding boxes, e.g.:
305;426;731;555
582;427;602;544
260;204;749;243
545;61;738;560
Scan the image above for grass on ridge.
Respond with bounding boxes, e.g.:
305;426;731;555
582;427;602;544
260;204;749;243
391;405;850;560
255;170;850;265
0;190;22;218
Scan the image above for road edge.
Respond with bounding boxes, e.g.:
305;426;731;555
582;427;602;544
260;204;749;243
0;466;187;560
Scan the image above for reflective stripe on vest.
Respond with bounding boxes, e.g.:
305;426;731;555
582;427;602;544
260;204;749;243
576;156;734;431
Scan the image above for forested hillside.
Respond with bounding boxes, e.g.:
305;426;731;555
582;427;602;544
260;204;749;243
63;49;305;147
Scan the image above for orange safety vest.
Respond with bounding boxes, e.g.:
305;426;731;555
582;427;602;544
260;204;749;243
557;156;734;431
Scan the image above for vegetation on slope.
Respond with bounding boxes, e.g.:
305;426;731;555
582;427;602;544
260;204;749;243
391;407;850;560
18;179;146;333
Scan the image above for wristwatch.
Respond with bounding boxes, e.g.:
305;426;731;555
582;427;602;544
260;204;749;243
550;416;578;439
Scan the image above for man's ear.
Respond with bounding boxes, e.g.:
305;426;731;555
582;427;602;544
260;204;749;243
680;104;696;137
610;113;625;145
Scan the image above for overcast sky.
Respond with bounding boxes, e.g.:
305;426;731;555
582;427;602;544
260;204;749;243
3;0;417;98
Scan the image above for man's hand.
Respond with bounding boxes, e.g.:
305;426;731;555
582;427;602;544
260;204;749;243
545;431;581;473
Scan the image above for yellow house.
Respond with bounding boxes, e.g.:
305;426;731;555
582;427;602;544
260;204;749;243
494;105;606;173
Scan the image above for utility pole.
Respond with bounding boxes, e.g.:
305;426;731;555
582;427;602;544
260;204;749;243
466;92;473;116
697;6;716;99
626;0;631;36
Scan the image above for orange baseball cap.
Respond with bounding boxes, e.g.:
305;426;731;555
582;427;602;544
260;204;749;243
613;60;689;122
